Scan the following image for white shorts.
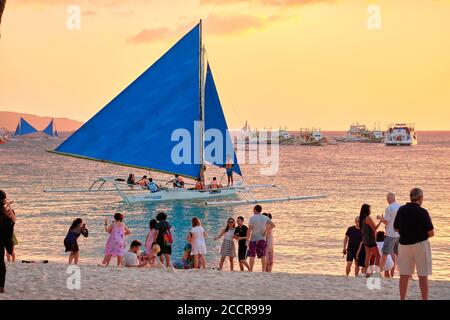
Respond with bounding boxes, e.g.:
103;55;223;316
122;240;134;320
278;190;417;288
398;240;432;277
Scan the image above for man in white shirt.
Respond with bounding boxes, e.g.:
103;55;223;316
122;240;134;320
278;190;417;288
123;240;148;268
379;192;401;277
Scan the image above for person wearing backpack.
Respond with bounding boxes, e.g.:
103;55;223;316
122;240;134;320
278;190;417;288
154;211;172;267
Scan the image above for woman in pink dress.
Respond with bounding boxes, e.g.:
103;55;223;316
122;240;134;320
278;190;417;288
144;219;158;259
102;213;131;267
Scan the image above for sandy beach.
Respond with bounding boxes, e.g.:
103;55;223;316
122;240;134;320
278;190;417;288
1;262;449;300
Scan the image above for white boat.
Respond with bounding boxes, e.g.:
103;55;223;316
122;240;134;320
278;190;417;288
46;21;327;206
385;124;417;146
298;128;327;146
335;123;370;142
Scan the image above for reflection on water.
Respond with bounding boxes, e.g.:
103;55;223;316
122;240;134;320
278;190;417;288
0;132;449;280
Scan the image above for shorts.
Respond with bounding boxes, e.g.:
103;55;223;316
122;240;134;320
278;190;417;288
226;168;233;177
398;240;432;277
247;240;267;258
346;250;358;262
64;241;79;253
382;236;399;255
157;244;172;256
238;245;247;261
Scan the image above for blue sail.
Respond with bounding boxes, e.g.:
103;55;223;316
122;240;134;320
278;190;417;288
42;119;56;136
53;24;201;178
14;117;38;136
204;63;242;176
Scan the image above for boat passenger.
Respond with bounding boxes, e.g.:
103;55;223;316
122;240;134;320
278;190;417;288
127;174;136;186
171;174;185;188
224;156;234;187
194;177;205;190
146;178;160;193
209;177;220;189
137;175;149;187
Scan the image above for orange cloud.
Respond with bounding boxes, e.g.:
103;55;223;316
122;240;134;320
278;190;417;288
201;0;332;6
127;13;289;44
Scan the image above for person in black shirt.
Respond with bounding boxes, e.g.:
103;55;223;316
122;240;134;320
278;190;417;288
394;188;434;300
234;216;250;271
0;190;15;294
343;216;364;276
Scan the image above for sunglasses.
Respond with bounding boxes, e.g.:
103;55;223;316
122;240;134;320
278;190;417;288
228;221;234;224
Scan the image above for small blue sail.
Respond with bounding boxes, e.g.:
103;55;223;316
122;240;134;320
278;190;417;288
53;24;201;178
14;117;38;136
42;119;56;136
204;63;242;176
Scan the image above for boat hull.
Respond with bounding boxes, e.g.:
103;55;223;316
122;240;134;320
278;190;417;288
121;188;238;203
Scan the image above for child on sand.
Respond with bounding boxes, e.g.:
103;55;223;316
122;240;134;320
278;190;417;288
64;218;89;265
102;213;131;267
189;217;208;269
215;217;236;271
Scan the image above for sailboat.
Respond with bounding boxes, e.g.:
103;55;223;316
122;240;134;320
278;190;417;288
13;117;39;137
46;22;326;205
42;119;59;138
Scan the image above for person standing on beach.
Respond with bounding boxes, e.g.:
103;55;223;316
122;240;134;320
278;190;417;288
215;217;237;271
263;213;275;273
378;192;400;278
234;216;250;271
64;218;88;265
144;219;158;259
102;213;131;267
247;205;275;272
0;190;15;293
189;217;208;269
343;216;363;276
359;204;382;276
394;188;434;300
154;211;173;267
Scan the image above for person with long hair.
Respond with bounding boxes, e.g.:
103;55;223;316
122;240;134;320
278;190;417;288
215;217;236;271
63;218;88;265
144;219;158;259
0;190;15;293
154;211;172;267
189;217;208;269
359;204;382;276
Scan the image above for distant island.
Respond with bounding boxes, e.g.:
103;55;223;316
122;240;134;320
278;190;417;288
0;111;83;132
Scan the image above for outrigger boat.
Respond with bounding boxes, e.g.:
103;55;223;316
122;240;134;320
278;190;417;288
45;22;327;205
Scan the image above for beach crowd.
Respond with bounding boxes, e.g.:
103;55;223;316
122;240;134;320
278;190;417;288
1;187;436;300
343;188;434;300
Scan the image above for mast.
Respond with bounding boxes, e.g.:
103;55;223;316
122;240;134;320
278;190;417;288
199;19;206;182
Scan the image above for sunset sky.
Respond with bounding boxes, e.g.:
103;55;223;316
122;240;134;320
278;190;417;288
1;0;449;130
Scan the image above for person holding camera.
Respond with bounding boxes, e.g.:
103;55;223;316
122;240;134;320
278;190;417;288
64;218;89;265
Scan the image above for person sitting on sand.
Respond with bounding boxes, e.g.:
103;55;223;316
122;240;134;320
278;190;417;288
102;213;131;267
173;242;195;270
234;216;250;271
375;231;394;277
215;217;236;271
146;178;160;193
136;175;149;187
263;213;275;273
127;174;136;186
189;217;208;269
343;216;364;277
123;240;149;267
64;218;89;265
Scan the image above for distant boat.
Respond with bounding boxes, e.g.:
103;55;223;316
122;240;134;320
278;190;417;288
299;128;327;146
13;117;39;137
46;21;326;206
42;119;60;138
335;123;370;143
385;124;417;146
